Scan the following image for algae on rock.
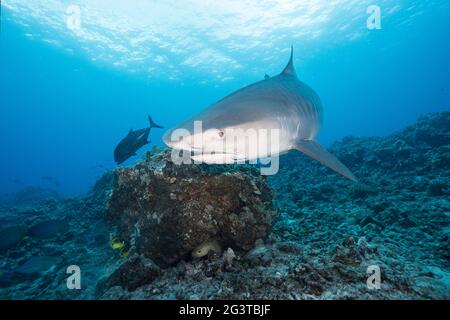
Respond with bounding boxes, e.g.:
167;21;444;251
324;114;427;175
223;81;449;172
105;149;277;267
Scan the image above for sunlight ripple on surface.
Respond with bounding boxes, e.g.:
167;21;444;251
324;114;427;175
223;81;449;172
2;0;433;80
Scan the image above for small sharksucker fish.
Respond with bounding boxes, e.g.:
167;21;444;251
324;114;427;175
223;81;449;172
114;115;163;165
163;47;357;181
192;239;222;258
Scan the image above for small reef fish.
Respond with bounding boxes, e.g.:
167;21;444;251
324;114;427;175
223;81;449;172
109;238;129;258
192;239;222;258
163;47;357;181
114;115;163;165
110;238;125;250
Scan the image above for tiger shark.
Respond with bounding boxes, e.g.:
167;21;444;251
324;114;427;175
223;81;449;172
163;47;357;181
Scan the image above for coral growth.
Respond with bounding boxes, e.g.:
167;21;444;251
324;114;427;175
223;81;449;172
105;150;276;268
0;112;448;300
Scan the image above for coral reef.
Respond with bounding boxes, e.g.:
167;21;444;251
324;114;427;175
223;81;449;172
0;225;26;253
12;186;60;206
268;111;450;299
97;254;161;292
27;219;69;239
0;194;114;299
0;112;448;300
105;150;276;268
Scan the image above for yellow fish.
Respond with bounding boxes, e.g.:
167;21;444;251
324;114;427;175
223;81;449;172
110;239;125;250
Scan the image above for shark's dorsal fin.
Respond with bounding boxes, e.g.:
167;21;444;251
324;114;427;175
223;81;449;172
281;46;297;77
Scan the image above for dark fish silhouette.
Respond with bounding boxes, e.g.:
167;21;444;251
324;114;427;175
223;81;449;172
114;115;163;165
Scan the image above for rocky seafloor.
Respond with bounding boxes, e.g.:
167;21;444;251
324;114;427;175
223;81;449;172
0;111;449;300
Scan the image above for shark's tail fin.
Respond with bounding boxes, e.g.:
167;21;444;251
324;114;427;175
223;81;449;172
148;115;163;129
294;139;358;182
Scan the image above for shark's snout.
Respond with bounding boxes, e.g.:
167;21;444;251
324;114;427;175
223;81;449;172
163;127;193;151
162;129;174;148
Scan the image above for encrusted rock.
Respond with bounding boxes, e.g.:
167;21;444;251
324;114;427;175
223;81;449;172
222;248;236;268
99;254;160;292
331;237;363;266
105;149;276;267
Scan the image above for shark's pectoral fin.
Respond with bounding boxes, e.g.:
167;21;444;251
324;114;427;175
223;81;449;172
293;139;358;182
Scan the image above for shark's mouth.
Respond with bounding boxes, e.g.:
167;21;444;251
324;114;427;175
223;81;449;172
190;150;246;164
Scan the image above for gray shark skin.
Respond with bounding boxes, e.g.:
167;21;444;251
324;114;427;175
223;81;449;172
114;116;163;165
163;47;357;181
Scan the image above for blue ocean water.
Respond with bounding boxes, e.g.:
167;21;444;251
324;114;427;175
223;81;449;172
0;1;449;197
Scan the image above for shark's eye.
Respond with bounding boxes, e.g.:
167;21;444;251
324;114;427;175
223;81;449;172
218;131;224;138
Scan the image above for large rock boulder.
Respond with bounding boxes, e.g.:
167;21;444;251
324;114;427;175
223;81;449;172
105;149;276;267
